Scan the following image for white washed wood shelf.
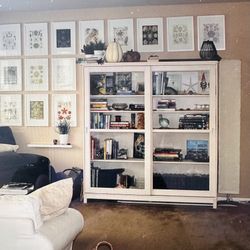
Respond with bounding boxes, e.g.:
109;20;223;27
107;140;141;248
83;61;218;208
27;144;72;148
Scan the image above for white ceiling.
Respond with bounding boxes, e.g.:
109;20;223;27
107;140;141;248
0;0;249;12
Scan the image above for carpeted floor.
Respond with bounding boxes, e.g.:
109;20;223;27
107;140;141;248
71;201;250;250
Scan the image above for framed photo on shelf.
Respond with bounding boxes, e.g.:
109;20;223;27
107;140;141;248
136;18;163;52
108;18;134;52
197;15;225;50
24;58;48;91
79;20;104;51
0;59;22;91
167;16;194;52
25;94;48;126
133;133;145;159
115;72;132;94
51;21;76;55
52;94;77;127
23;22;48;55
0;24;21;56
0;94;22;126
51;58;76;91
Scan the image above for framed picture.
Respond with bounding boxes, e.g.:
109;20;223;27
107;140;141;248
167;16;194;52
52;94;77;127
23;22;48;55
25;94;48;126
51;58;76;91
180;72;199;95
115;72;132;94
24;58;48;91
137;18;163;52
0;59;22;91
0;24;21;56
79;20;104;50
108;18;134;52
197;15;225;50
133;133;145;159
0;94;22;126
51;21;76;55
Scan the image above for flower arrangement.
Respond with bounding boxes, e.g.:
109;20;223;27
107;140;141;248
56;107;71;134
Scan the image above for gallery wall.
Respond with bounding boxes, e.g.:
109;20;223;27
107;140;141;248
0;2;249;197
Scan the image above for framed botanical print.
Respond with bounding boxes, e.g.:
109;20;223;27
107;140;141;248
51;21;76;55
0;59;22;91
25;94;48;126
0;94;22;126
51;58;76;91
0;24;21;56
108;18;134;52
79;20;104;50
197;15;225;50
167;16;194;52
24;58;48;91
52;94;77;127
23;22;48;55
137;18;163;52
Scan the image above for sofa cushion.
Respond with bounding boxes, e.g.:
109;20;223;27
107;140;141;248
0;195;43;231
29;178;73;221
0;126;16;145
0;144;19;153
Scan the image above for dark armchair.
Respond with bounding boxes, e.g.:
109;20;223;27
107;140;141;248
0;126;51;189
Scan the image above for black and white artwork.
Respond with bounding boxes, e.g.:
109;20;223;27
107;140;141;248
0;24;21;56
167;16;194;51
79;20;104;51
51;22;75;54
24;23;48;55
0;60;22;91
137;18;163;52
198;15;225;50
108;19;134;52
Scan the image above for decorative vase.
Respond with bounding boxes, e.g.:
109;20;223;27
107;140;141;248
59;134;69;145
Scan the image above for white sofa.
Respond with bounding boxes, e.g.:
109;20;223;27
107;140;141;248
0;178;84;250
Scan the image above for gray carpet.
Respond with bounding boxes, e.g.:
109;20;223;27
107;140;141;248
71;201;250;250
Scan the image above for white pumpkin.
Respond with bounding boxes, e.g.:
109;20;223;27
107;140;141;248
105;40;123;63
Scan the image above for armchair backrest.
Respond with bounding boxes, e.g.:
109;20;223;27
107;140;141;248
0;126;16;145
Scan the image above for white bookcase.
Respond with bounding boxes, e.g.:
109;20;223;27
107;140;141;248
83;61;218;208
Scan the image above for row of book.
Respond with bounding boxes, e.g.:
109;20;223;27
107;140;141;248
90;113;131;129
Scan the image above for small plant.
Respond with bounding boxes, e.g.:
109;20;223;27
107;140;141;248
81;41;106;54
56;107;71;134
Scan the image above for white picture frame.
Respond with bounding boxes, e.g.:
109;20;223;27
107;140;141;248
0;94;22;126
24;58;48;91
79;20;105;51
52;94;77;127
0;59;22;91
51;21;76;55
23;22;48;55
108;18;134;52
137;18;163;52
197;15;225;50
0;24;21;56
167;16;194;52
51;58;76;91
25;94;48;126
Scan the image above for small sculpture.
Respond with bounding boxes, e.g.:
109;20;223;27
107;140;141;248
159;114;170;129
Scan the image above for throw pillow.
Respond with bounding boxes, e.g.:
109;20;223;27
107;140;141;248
29;178;73;221
0;144;19;152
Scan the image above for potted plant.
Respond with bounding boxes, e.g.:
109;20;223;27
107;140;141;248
81;41;106;55
56;107;71;145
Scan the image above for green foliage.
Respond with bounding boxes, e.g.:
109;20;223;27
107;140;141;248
81;41;106;54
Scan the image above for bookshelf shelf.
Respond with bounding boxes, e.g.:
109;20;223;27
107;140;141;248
83;61;218;208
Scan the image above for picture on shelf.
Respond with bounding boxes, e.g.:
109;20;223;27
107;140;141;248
90;74;106;95
115;72;132;94
133;133;145;159
185;139;209;162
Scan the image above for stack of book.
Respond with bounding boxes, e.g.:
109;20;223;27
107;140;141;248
153;148;183;161
156;99;176;110
109;121;130;129
90;98;108;111
0;182;34;195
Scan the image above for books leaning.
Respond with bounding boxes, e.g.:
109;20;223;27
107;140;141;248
0;182;34;195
